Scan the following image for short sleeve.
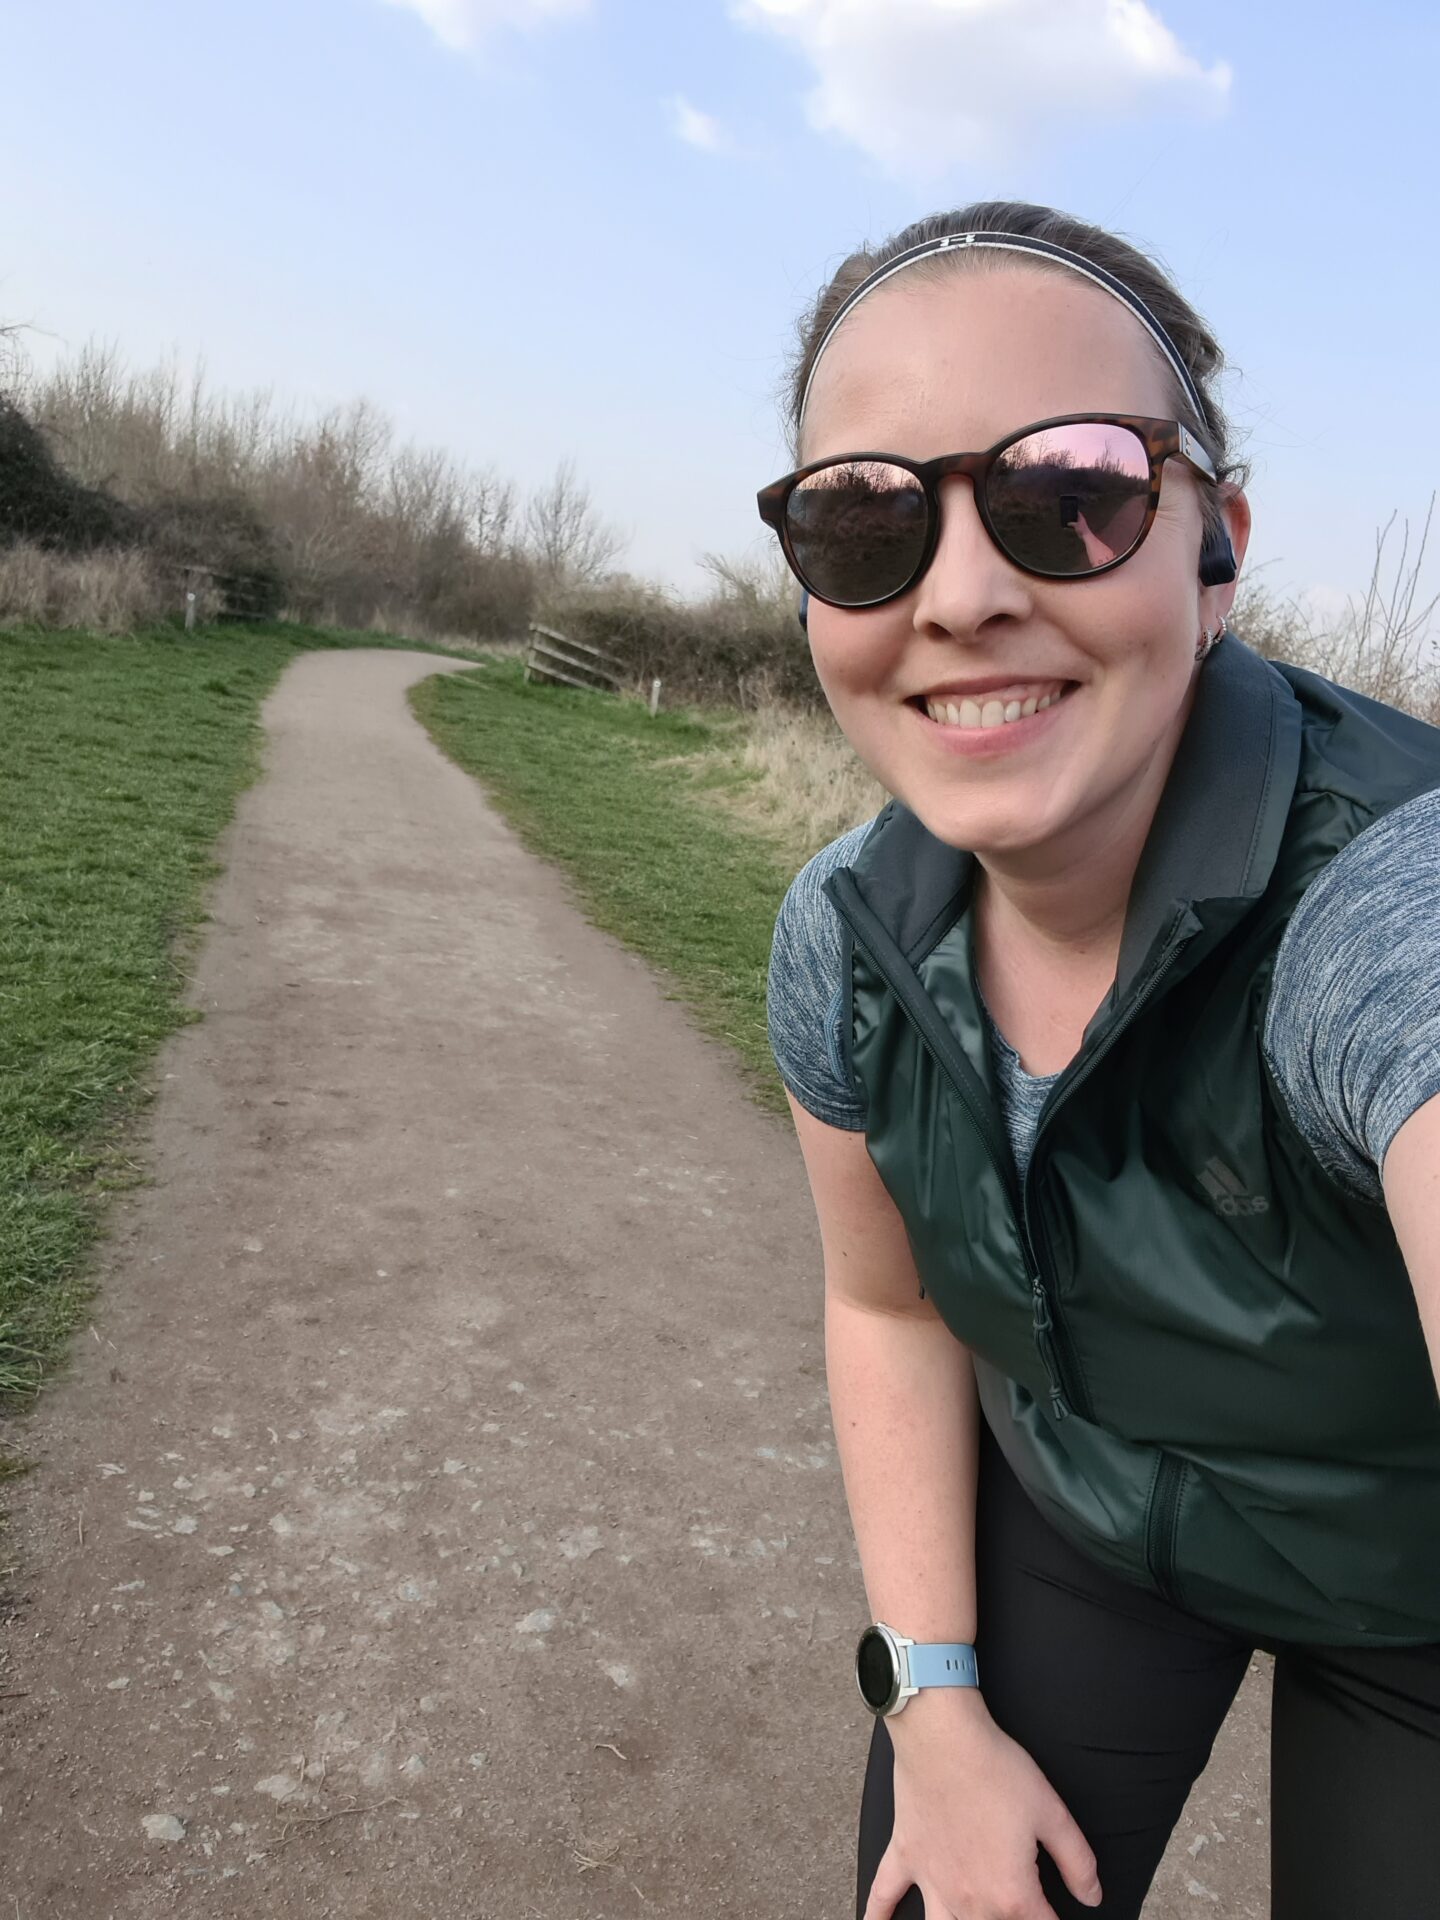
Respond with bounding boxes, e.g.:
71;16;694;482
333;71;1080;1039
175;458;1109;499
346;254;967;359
1263;789;1440;1202
766;818;879;1131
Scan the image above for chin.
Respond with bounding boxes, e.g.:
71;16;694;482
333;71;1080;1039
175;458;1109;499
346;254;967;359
893;783;1069;858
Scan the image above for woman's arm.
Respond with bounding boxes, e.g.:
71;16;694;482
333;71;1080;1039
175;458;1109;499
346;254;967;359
1380;1090;1440;1394
790;1093;982;1647
788;1093;1102;1917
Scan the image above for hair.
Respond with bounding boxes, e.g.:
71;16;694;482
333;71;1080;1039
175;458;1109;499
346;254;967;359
788;200;1246;539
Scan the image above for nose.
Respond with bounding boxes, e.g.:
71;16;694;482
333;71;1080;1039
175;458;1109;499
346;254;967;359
908;474;1033;639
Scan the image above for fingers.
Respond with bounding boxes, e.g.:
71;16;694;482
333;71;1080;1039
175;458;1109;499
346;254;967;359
1035;1796;1103;1910
862;1843;915;1920
869;1854;1069;1920
867;1800;1101;1918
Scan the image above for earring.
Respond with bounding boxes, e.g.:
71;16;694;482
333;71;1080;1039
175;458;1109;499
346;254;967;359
1195;612;1228;662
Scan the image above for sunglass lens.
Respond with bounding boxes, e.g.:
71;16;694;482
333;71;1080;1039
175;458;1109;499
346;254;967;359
987;423;1150;575
785;461;928;606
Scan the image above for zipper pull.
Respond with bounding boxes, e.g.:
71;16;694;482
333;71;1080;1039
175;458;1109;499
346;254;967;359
1030;1276;1052;1332
1030;1277;1070;1420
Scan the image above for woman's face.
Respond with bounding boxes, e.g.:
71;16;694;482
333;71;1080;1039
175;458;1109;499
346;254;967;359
799;267;1248;865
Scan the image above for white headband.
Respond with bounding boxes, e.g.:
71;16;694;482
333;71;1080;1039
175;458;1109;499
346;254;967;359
799;229;1209;431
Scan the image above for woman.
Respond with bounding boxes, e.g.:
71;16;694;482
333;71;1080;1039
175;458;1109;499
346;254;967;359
758;202;1440;1920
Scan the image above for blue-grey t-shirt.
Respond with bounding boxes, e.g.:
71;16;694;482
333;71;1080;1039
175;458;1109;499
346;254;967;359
767;792;1440;1202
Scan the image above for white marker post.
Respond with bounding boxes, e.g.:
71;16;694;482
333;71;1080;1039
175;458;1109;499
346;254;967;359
649;677;662;716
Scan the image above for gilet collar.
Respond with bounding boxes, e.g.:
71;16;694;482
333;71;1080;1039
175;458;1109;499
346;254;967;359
845;635;1304;1008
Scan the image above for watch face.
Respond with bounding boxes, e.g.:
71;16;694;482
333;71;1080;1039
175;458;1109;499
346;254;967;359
856;1627;899;1713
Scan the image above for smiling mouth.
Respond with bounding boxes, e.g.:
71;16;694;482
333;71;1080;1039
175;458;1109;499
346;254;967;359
909;682;1078;732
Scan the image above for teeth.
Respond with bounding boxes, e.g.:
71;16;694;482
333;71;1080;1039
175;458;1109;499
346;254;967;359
924;686;1068;730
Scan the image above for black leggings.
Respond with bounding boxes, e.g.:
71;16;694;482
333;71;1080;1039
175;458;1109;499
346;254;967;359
857;1423;1440;1920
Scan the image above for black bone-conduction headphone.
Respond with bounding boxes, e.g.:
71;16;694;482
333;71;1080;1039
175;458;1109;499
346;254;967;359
1199;523;1238;587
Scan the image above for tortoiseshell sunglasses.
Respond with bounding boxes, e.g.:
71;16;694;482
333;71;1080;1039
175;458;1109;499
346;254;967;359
756;413;1219;609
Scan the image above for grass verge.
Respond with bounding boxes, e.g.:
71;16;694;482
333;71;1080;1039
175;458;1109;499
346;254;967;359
0;624;293;1412
0;619;489;1422
411;659;801;1112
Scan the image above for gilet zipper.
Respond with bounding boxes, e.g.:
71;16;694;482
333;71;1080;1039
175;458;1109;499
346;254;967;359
1145;1454;1188;1603
828;871;1078;1419
829;873;1196;1428
1018;910;1195;1423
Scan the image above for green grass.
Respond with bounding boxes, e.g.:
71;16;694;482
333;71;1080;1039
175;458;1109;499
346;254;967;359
412;659;796;1112
0;618;491;1415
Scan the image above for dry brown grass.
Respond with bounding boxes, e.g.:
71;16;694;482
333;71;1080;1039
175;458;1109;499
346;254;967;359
0;542;197;634
723;698;887;858
278;603;527;659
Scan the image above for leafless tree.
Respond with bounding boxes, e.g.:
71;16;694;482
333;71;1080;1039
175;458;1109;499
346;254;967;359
524;459;624;587
0;322;24;395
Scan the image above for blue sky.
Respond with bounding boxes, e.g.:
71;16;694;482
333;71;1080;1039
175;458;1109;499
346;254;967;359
6;0;1439;617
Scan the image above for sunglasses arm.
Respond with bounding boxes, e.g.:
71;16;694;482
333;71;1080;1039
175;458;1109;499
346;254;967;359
1177;424;1218;484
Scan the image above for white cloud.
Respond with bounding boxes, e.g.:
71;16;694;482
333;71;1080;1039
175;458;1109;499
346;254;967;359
665;94;728;153
380;0;590;54
732;0;1231;179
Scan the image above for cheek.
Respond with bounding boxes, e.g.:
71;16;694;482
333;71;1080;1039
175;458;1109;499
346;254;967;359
806;610;904;703
1071;534;1199;672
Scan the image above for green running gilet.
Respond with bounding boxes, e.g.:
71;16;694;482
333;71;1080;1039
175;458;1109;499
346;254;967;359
822;638;1440;1645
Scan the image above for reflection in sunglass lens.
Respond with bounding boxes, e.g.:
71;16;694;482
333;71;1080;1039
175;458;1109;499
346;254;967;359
786;461;928;606
987;423;1150;575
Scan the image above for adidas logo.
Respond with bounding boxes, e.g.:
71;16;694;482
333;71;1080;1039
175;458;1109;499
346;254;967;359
1198;1157;1270;1217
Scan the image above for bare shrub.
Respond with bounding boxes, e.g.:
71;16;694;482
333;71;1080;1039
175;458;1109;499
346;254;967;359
0;541;176;633
1227;574;1313;665
22;346;284;503
0;394;135;550
141;492;287;620
0;323;22;390
525;460;623;590
1235;499;1439;719
544;547;815;709
12;343;553;639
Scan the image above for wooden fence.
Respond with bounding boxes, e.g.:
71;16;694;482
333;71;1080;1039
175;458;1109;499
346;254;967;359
522;622;626;696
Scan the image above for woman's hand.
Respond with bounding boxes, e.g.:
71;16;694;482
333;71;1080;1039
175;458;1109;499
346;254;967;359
864;1692;1103;1920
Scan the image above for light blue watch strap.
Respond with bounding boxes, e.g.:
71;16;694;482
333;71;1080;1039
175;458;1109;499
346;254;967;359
907;1642;979;1689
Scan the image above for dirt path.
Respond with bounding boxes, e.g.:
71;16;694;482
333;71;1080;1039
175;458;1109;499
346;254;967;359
1;649;1268;1917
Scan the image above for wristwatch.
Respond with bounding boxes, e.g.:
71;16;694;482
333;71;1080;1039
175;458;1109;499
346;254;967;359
855;1622;980;1717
